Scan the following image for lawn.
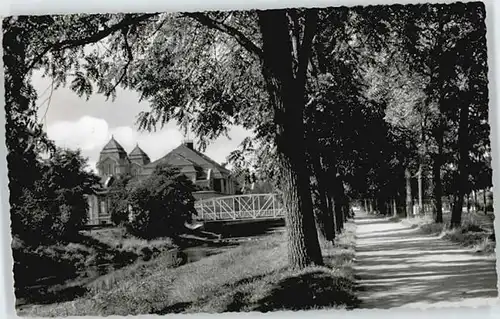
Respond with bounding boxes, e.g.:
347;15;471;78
21;222;359;316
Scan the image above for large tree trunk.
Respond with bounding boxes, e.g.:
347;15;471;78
405;168;413;218
334;202;344;233
433;164;443;223
392;198;397;217
432;129;444;223
327;194;336;230
341;182;349;222
473;190;477;212
417;165;424;216
310;181;327;244
466;193;471;214
343;201;349;222
325;191;336;239
313;204;332;245
333;176;345;234
483;188;487;214
377;197;387;215
451;98;470;228
258;9;323;268
311;158;335;244
344;202;349;222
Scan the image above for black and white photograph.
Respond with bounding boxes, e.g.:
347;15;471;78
2;0;498;316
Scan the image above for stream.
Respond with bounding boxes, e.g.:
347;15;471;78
177;219;285;264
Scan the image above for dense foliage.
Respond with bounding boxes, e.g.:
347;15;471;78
125;165;198;239
12;149;100;244
108;175;135;225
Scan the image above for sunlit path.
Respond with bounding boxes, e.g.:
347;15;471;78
353;211;498;309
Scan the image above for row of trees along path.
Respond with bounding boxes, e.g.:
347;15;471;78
5;2;493;274
353;209;497;309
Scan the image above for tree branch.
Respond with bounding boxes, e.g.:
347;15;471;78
288;10;301;69
106;28;134;97
296;9;319;89
26;13;158;73
182;12;264;60
40;75;55;128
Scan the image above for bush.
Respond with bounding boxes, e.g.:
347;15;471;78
14;191;90;244
126;165;197;239
11;148;100;245
108;175;135;225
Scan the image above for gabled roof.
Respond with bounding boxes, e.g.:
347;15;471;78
150;151;197;168
190;147;231;175
147;143;230;178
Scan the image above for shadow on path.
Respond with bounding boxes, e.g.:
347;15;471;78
353;211;498;309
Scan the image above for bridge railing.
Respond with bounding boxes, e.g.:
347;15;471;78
194;193;285;221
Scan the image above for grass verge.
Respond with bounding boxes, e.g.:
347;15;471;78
388;216;401;223
401;215;495;255
23;223;358;316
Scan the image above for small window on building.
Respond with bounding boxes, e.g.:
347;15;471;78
195;167;206;180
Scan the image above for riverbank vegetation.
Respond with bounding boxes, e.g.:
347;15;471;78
22;222;357;316
13;226;177;306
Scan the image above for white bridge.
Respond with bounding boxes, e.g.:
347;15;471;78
194;193;285;222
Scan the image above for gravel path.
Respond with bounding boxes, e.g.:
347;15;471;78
353;211;498;309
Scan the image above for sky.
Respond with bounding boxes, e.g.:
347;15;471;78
32;71;252;172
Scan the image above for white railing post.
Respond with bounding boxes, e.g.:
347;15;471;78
273;194;276;218
236;196;239;219
252;195;256;218
213;198;216;221
231;198;236;220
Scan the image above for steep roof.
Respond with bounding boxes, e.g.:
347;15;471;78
190;147;231;175
101;136;127;154
147;143;230;178
98;136;130;165
129;144;148;157
129;144;151;165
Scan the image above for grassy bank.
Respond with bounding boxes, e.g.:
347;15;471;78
22;222;358;316
13;227;177;306
400;215;495;255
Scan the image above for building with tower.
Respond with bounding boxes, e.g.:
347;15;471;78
87;136;236;225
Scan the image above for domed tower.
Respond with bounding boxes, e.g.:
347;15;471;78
96;136;131;179
128;143;150;177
